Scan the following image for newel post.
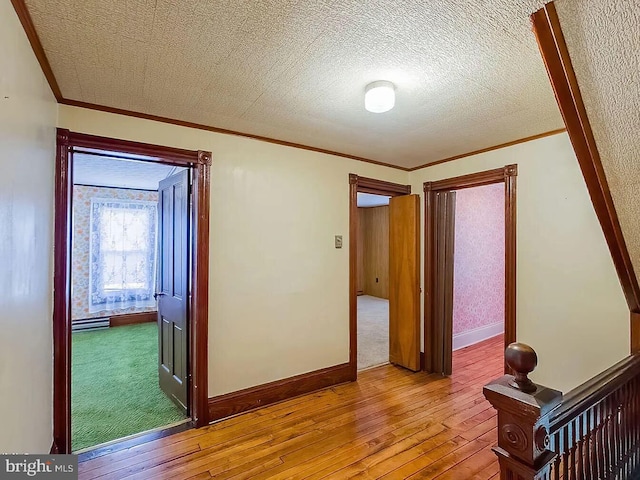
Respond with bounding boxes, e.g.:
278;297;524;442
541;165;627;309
483;343;562;480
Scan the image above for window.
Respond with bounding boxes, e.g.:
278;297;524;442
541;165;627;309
89;199;157;313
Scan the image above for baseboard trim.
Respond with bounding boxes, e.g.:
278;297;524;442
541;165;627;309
110;311;156;327
208;362;352;422
453;322;504;351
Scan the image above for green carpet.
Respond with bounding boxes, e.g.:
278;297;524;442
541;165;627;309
72;322;185;452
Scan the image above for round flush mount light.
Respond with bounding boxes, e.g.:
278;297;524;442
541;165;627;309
364;80;395;113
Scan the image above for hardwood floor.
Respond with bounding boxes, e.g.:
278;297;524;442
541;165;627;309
78;335;504;479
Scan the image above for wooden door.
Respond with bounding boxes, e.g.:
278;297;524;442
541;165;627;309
432;191;456;375
157;170;189;412
389;194;421;371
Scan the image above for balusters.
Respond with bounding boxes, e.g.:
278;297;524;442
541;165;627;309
552;450;561;480
485;347;640;480
577;414;584;479
563;424;570;479
569;418;577;480
627;377;640;472
603;400;610;475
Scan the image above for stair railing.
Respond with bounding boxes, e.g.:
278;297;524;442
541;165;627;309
484;343;640;480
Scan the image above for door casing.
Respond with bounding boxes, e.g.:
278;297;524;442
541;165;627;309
53;129;211;454
423;165;517;374
348;174;412;379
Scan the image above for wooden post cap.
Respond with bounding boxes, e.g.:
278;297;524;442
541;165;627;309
505;343;538;393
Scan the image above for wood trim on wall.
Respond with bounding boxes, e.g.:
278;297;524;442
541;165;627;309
108;311;157;328
407;129;565;172
53;128;72;453
426;166;509;191
504;166;518;354
68;131;198;164
62;99;408;171
423;165;517;374
63;99;567;174
355;176;412;195
208;363;351;421
532;3;640;319
53;130;211;452
10;0;566;176
9;0;62;101
348;174;411;378
191;150;211;428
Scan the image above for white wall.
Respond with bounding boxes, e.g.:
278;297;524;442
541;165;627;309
409;133;630;393
57;105;408;396
0;1;57;453
57;107;630;397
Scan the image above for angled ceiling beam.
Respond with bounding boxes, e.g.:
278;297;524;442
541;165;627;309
532;3;640;320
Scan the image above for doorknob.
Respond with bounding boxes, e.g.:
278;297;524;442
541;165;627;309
153;292;166;300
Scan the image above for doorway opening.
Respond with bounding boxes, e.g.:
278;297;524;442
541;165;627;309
53;130;211;454
423;165;517;375
356;193;390;370
349;175;420;379
70;155;190;451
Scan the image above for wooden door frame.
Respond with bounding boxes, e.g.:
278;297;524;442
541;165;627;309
348;174;412;379
423;165;517;373
53;129;211;454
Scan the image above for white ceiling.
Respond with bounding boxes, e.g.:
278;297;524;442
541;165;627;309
556;0;640;286
357;193;390;208
24;0;564;169
73;154;181;190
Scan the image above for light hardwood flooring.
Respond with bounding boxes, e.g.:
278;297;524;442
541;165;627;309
78;335;504;479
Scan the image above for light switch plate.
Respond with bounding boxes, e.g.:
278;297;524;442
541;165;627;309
335;235;343;249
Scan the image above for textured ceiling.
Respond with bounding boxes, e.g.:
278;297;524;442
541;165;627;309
555;0;640;289
24;0;563;168
73;154;180;190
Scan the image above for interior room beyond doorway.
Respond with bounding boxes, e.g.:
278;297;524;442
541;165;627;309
452;183;505;352
357;192;391;370
71;154;188;451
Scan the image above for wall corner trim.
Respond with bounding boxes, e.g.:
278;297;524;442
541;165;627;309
207;363;351;422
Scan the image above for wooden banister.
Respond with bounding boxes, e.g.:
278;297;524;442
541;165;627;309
484;343;562;479
485;343;640;480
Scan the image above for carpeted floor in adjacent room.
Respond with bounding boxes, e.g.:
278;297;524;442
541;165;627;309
72;322;186;452
357;295;389;370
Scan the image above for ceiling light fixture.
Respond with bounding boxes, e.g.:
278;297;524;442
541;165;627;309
364;80;395;113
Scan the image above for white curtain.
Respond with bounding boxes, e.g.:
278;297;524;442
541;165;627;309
89;198;157;314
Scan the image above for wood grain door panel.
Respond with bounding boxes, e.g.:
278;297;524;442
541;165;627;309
157;169;189;412
389;194;420;372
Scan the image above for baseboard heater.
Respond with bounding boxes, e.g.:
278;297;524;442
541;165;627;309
72;317;110;332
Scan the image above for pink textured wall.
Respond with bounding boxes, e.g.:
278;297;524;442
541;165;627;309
71;185;158;320
453;183;505;335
